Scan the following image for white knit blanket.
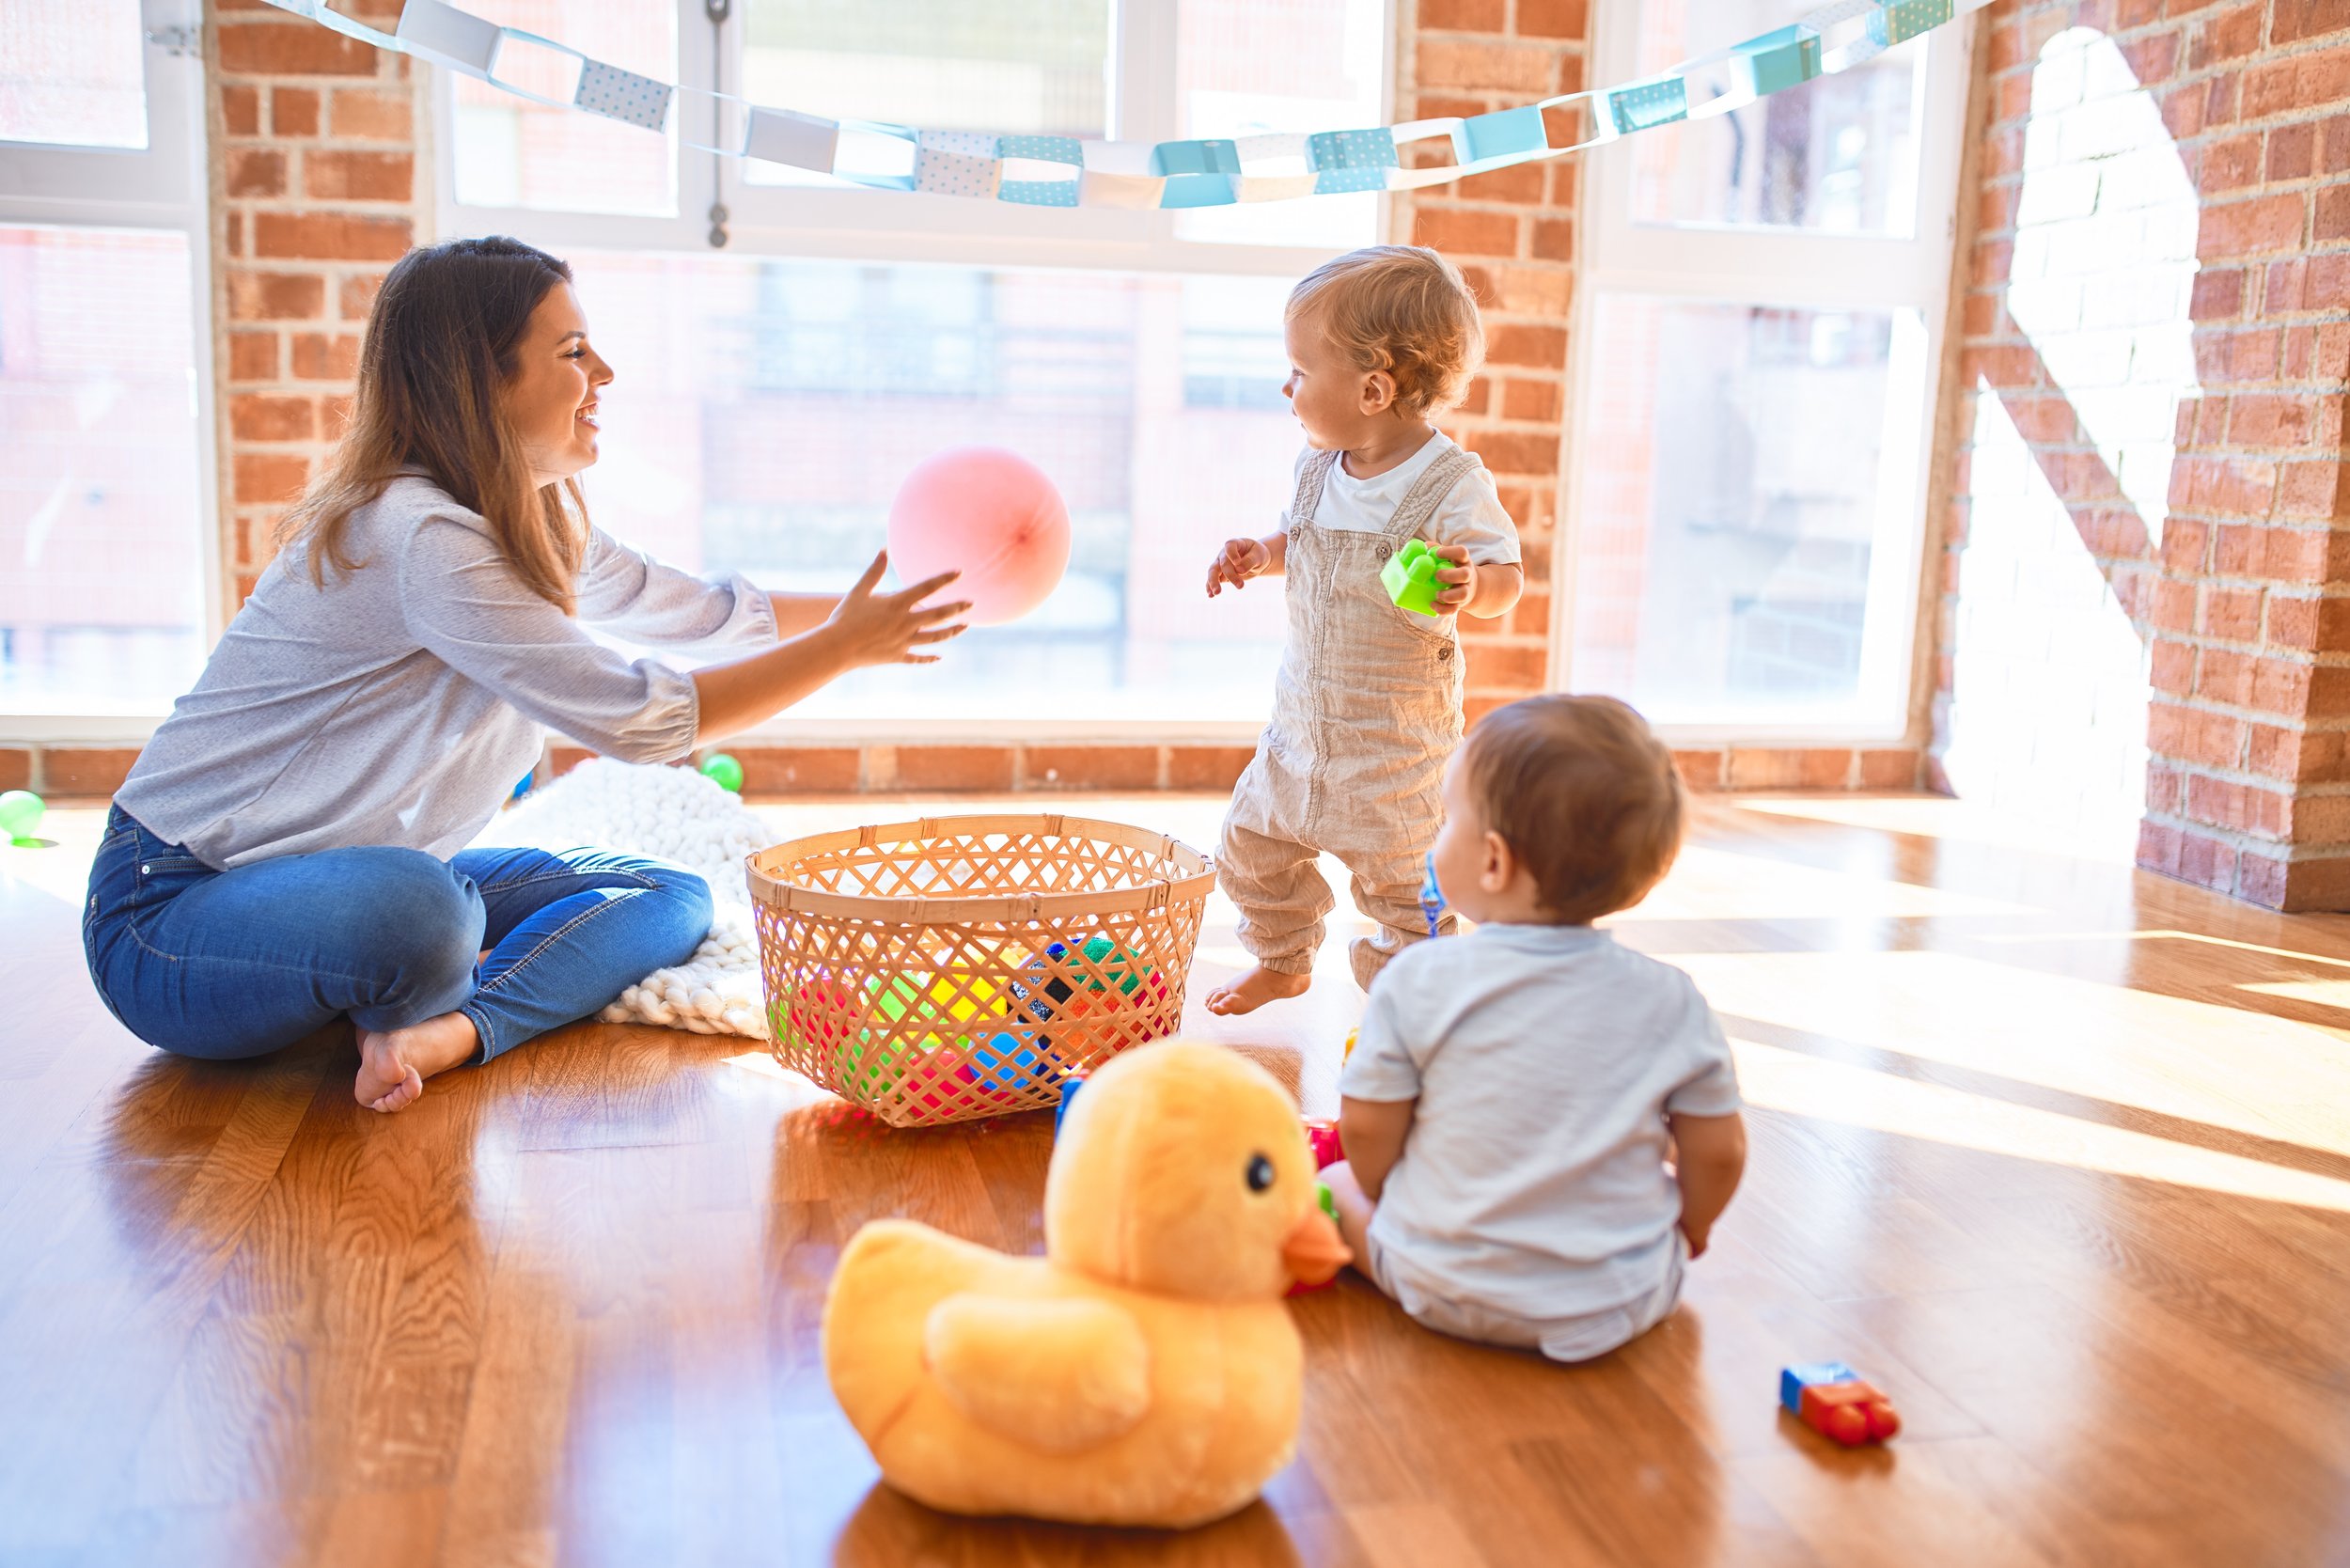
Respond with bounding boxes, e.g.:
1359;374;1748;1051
470;759;772;1038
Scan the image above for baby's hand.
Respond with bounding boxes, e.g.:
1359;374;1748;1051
1432;543;1478;612
1207;537;1270;597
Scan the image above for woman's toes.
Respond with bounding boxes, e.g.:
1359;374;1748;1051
353;1030;415;1108
366;1064;424;1114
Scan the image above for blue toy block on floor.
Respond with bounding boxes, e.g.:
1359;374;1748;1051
1779;1360;1862;1417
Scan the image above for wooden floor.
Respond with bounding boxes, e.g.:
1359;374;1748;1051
8;792;2350;1567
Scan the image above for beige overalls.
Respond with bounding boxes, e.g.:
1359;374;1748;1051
1221;444;1479;990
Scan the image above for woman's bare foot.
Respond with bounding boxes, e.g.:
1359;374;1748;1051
1204;964;1312;1016
353;1011;480;1114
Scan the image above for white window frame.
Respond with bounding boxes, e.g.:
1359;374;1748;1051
0;0;218;742
1557;0;1977;744
432;0;1395;741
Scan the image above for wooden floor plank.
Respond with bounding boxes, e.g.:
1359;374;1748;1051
12;793;2350;1565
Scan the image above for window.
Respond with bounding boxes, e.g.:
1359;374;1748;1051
0;3;213;723
0;5;150;150
440;0;1390;729
1563;0;1971;734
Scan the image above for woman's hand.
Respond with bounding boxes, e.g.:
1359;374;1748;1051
825;551;970;668
1206;536;1272;597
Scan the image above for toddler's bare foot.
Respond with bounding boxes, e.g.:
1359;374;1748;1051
353;1011;480;1114
1204;964;1312;1016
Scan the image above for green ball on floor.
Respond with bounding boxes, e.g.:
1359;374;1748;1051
700;753;744;792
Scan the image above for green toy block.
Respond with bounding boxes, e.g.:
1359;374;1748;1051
1382;538;1446;617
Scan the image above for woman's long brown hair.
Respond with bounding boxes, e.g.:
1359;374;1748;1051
275;236;590;612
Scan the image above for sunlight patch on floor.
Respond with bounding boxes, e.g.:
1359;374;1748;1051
1735;1038;2350;1214
1732;795;2140;865
0;806;109;907
725;1051;791;1080
1683;949;2350;1158
1971;928;2350;970
2241;979;2350;1009
1624;844;2038;923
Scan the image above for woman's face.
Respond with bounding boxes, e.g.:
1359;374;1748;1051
504;282;612;486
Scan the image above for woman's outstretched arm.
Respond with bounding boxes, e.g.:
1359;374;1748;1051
767;592;838;638
692;552;967;743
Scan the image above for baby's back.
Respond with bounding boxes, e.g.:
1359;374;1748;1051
1339;922;1741;1318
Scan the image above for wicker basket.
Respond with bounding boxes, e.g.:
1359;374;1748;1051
746;813;1214;1128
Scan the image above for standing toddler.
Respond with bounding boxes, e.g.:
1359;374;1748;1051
1325;695;1747;1361
1203;245;1523;1013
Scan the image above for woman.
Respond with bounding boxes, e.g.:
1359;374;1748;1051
86;237;965;1113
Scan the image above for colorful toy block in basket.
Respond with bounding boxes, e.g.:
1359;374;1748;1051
745;813;1214;1127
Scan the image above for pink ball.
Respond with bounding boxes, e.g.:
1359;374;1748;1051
886;447;1072;628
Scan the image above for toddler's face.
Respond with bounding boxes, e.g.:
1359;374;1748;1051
1282;313;1386;451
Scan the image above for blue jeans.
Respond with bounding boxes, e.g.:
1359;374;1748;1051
83;806;713;1062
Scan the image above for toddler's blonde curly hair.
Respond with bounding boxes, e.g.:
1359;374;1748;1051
1286;245;1485;419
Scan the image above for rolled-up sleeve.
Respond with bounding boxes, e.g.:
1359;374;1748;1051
1434;469;1521;566
1339;973;1427;1104
398;516;702;764
575;527;779;651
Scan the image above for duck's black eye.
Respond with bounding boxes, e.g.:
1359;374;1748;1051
1246;1153;1276;1192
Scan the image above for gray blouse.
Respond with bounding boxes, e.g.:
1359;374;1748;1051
116;474;777;869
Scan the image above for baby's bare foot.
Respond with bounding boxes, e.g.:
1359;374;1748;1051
353;1011;480;1114
1204;964;1312;1016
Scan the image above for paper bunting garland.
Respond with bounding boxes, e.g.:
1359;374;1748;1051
257;0;1987;212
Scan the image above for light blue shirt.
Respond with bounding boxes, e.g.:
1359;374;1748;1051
117;475;777;869
1341;922;1742;1316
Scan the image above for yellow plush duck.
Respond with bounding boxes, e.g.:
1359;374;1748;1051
822;1040;1352;1529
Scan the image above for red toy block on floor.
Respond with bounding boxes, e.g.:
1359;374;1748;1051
1779;1361;1901;1446
1305;1119;1345;1171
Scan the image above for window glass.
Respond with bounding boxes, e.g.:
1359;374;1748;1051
1174;0;1385;250
741;0;1112;186
450;0;679;215
0;227;206;715
1571;295;1905;718
1631;0;1921;236
566;253;1294;721
0;3;148;149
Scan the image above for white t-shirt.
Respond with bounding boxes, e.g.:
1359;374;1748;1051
1340;922;1742;1317
1294;431;1520;564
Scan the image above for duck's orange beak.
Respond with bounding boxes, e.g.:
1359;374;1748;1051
1282;1206;1351;1288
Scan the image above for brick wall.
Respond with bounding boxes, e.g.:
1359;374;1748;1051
1395;0;1586;729
1939;0;2350;904
212;0;425;610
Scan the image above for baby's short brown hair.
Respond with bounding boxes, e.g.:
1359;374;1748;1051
1286;245;1484;419
1462;695;1684;923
